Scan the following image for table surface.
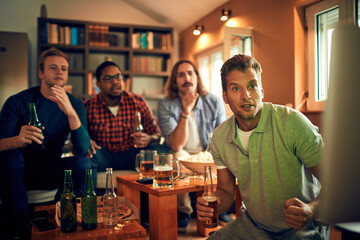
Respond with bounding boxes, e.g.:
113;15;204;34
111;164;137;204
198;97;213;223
116;174;213;196
31;204;146;240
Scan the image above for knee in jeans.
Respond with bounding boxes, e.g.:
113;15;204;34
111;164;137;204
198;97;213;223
72;155;91;171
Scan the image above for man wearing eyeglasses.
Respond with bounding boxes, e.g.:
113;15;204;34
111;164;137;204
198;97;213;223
84;61;161;190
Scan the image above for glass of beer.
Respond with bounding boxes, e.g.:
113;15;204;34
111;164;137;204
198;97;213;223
153;153;180;188
135;150;156;179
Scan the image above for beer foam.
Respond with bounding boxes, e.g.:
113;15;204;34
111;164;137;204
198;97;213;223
181;151;214;163
203;196;217;202
154;166;173;171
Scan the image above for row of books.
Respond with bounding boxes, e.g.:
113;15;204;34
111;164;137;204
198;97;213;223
40;23;85;45
132;32;172;50
133;56;165;73
88;25;127;47
87;73;131;96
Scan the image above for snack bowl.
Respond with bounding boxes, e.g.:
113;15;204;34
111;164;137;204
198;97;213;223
178;151;216;175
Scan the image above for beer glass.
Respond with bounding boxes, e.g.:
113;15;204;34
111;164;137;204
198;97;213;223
135;150;156;179
153;153;180;188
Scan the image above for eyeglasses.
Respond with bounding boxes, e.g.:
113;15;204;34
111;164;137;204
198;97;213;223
101;73;123;83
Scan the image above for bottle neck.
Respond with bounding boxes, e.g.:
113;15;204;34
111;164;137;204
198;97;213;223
63;170;74;193
84;169;95;193
29;103;40;124
105;170;115;194
203;168;215;195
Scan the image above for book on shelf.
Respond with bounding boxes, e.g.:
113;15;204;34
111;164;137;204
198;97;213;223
64;26;71;45
87;73;100;96
133;56;164;72
70;27;78;45
125;77;131;92
50;23;58;44
132;31;171;50
40;21;84;45
89;25;109;47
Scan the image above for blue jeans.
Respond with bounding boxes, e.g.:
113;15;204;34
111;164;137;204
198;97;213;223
90;146;140;190
0;149;90;237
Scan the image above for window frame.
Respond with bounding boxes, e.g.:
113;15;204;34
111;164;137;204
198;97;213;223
306;0;356;111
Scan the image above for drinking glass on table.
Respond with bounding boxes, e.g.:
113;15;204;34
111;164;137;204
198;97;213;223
135;150;156;179
153;153;180;188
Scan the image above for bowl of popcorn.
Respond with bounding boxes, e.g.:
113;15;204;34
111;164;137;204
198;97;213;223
178;151;217;175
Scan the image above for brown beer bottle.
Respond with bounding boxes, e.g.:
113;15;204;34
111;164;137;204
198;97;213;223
133;111;144;148
28;103;44;152
202;166;218;228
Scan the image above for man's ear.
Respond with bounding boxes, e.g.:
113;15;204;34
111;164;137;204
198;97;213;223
222;90;229;104
96;80;100;88
38;70;43;80
261;88;264;99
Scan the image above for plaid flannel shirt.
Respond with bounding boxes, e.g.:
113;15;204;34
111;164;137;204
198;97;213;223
84;91;160;152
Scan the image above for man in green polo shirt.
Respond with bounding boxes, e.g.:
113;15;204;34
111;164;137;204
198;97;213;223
196;54;329;239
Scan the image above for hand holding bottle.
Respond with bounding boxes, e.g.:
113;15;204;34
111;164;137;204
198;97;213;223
197;166;219;228
16;125;44;148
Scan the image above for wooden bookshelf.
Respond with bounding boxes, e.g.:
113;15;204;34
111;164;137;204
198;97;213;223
37;17;173;102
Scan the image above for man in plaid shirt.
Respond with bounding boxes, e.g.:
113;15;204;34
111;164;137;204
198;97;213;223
84;61;160;189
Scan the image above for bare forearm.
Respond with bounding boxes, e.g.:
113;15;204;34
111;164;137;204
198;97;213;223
216;187;236;214
167;116;189;151
0;137;21;151
67;112;81;130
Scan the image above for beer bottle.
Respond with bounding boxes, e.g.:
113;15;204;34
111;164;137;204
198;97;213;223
61;170;77;232
28;103;44;152
205;132;213;152
202;166;218;228
81;169;97;230
133;111;143;148
103;168;117;227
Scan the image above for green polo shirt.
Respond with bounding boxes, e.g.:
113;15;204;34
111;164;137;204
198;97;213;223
212;103;323;232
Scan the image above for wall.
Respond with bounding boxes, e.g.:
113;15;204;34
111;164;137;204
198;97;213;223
0;0;178;87
179;0;323;129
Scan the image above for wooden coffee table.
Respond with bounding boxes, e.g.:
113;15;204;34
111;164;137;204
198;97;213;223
31;204;146;240
116;174;224;240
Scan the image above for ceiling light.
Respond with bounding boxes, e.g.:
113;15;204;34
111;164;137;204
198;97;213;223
220;9;232;21
193;25;204;36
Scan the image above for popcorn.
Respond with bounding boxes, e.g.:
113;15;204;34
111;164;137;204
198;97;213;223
182;151;214;163
114;223;125;231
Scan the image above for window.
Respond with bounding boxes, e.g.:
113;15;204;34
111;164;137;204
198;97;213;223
306;0;356;111
197;45;223;99
196;28;253;100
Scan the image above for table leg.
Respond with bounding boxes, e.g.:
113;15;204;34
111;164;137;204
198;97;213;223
148;194;177;240
123;184;141;224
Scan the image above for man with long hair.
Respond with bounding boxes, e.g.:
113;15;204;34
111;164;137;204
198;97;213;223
157;59;229;232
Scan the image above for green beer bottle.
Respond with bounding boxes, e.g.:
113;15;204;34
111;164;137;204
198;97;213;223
61;170;77;232
81;169;97;230
28;103;44;151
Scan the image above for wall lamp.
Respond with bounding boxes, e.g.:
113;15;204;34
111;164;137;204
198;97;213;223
193;25;204;36
220;9;232;21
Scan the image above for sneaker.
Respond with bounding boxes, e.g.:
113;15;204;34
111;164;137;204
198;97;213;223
177;212;191;233
219;212;234;226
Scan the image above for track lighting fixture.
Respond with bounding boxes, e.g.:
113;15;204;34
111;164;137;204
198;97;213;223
193;25;204;36
220;9;232;21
